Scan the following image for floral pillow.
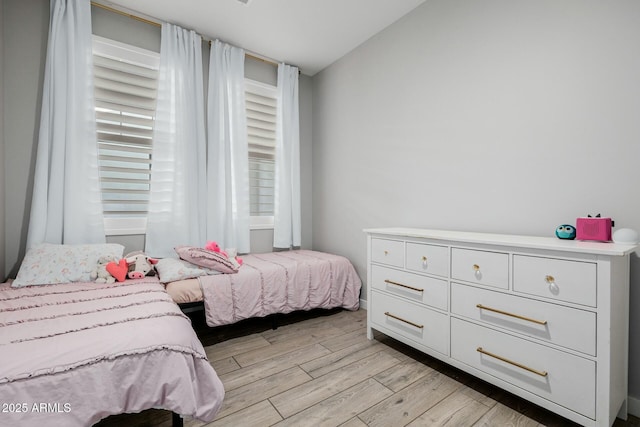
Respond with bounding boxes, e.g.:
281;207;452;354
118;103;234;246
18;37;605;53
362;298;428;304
155;257;220;283
12;243;125;287
174;245;239;274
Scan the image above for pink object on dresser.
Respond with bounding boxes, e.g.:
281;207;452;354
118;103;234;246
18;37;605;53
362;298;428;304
576;217;613;241
199;250;362;327
0;278;224;427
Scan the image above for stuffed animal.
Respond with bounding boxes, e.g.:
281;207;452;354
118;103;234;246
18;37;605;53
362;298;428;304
205;241;228;258
225;248;243;268
91;255;118;284
555;224;576;240
124;251;159;279
205;241;243;267
106;259;129;282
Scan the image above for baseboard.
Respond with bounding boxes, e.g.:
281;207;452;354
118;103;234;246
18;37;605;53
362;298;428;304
359;298;367;310
629;396;640;418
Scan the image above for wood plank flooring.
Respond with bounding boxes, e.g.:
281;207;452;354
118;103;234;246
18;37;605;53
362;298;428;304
96;308;640;427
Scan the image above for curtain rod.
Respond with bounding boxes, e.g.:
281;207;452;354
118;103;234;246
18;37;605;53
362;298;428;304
90;1;281;68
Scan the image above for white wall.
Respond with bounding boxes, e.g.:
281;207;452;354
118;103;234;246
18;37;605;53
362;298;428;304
0;0;5;280
3;0;48;277
91;4;160;53
300;73;313;249
312;0;640;399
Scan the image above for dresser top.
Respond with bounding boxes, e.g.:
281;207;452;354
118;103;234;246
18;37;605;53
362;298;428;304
364;227;638;256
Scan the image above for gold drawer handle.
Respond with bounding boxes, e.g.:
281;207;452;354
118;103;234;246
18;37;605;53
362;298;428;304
384;312;424;329
385;279;424;293
477;347;548;377
472;264;482;279
545;275;559;294
476;304;547;325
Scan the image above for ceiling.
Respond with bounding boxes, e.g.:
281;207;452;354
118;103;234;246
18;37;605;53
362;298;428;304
102;0;427;75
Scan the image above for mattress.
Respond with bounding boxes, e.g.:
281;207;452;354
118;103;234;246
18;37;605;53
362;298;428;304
165;278;203;304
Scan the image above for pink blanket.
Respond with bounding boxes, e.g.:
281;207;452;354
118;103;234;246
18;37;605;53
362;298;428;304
0;279;224;427
199;250;361;327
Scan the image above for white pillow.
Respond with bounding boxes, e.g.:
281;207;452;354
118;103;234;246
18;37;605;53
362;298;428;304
12;243;125;287
155;257;220;283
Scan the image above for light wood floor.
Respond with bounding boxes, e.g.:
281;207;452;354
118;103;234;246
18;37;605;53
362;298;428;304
97;308;640;427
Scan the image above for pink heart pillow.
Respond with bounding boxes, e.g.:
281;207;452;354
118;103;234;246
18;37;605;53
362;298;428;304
106;259;128;282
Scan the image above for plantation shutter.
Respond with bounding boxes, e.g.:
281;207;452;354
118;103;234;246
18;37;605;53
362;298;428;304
246;79;277;217
92;36;159;218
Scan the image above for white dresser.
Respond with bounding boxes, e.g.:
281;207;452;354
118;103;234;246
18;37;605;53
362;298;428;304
365;228;638;427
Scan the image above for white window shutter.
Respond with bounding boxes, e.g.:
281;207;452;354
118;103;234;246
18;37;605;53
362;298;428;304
246;79;277;220
92;36;159;234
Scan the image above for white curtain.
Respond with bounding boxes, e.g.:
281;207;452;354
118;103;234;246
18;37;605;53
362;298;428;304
206;40;250;253
27;0;105;248
273;64;301;248
145;23;207;257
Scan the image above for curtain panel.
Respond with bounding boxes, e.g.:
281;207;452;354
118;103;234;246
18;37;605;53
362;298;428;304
27;0;105;248
145;23;207;258
206;40;250;254
273;64;301;249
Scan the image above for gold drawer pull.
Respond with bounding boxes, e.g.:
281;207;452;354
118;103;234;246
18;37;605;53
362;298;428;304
472;264;482;279
384;312;424;329
385;279;424;293
545;275;559;294
476;304;547;325
477;347;548;377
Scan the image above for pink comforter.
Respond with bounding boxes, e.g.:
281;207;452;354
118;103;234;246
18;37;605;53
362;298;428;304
0;279;224;427
199;250;362;327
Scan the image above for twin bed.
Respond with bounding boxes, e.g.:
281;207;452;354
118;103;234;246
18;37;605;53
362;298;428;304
0;278;224;427
166;250;362;327
0;245;361;426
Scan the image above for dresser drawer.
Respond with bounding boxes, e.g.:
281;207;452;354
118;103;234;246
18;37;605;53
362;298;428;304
451;248;509;289
513;255;597;307
451;318;595;419
371;291;449;355
371;238;404;268
451;283;595;355
405;242;449;277
371;265;447;310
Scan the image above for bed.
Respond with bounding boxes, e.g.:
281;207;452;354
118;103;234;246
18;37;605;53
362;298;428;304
0;277;224;427
164;250;362;327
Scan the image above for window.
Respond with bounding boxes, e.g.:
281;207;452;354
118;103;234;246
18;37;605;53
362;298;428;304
92;41;275;233
246;79;278;229
92;36;159;235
